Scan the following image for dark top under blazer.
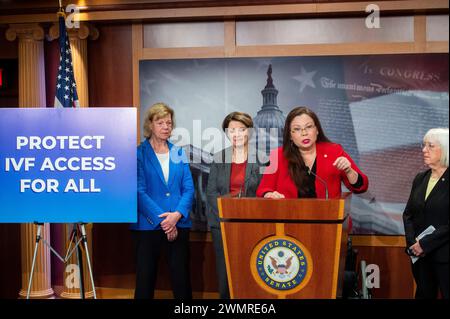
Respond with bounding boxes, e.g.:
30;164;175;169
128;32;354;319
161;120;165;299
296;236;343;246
403;168;449;263
206;147;267;229
130;139;195;231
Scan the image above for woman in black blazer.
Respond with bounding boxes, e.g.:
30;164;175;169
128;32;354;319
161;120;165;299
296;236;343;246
403;128;449;299
206;112;267;299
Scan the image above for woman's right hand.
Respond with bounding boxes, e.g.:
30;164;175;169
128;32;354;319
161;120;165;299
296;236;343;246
264;191;285;199
409;241;425;257
166;227;178;242
159;211;182;233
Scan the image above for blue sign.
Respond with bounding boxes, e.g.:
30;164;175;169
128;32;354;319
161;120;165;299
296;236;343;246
0;108;137;223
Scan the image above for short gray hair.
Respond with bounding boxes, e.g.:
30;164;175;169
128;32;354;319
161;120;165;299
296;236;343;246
424;128;449;167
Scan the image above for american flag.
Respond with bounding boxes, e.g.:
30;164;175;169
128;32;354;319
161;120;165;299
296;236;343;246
54;15;79;108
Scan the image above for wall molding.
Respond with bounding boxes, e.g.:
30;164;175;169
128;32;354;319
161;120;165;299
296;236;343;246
1;1;448;24
351;235;406;247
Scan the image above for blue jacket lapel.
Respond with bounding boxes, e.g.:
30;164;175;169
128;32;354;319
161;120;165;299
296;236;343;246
145;139;168;187
167;142;177;188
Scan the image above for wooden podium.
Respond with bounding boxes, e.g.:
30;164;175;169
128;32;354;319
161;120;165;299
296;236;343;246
218;193;351;299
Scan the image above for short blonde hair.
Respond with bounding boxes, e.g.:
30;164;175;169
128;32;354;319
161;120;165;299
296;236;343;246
424;127;449;167
143;102;174;139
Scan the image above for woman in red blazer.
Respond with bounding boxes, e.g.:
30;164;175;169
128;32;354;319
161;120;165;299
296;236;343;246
257;107;368;200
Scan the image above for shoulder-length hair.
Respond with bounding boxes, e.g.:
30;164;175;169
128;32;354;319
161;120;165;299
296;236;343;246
282;107;331;195
143;102;174;139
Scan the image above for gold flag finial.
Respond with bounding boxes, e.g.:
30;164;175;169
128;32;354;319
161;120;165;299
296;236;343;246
57;0;65;18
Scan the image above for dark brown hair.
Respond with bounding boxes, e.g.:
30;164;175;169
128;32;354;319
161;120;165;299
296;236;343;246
222;112;254;131
282;107;331;195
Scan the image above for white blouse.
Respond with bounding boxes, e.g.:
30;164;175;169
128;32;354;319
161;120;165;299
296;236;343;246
155;152;170;183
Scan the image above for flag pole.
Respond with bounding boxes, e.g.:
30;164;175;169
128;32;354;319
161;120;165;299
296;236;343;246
57;1;65;19
52;0;94;300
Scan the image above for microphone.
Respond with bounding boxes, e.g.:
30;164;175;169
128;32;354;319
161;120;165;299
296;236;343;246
237;160;270;198
238;176;251;199
307;167;328;199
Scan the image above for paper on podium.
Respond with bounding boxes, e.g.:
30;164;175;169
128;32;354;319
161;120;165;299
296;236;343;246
410;225;436;264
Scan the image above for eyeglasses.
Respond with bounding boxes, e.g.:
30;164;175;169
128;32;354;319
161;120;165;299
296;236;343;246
291;124;316;134
421;142;438;151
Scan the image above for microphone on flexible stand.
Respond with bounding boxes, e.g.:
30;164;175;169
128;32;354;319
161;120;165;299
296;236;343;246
237;176;251;199
237;160;270;199
307;167;329;199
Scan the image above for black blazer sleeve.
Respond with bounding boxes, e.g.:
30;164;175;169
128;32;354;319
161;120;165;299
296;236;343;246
420;224;449;254
420;170;449;260
403;173;421;248
244;162;265;197
206;161;220;229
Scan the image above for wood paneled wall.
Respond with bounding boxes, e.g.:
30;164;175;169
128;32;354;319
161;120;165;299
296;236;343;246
355;245;414;299
0;26;18;108
88;24;133;107
352;235;415;298
0;26;19;298
0;0;426;15
44;36;59;107
0;224;21;299
0;26;17;58
93;226;219;294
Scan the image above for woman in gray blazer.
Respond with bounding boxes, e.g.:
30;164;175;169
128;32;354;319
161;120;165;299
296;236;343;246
206;112;267;299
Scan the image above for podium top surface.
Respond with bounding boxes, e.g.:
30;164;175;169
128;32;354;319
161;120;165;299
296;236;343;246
218;193;351;222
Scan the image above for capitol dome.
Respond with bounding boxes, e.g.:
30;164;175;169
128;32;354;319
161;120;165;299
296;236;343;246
253;64;286;154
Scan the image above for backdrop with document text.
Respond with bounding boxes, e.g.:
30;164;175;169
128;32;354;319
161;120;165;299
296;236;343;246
139;54;449;235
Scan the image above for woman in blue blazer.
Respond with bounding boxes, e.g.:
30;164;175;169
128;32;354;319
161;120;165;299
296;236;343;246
131;102;194;299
